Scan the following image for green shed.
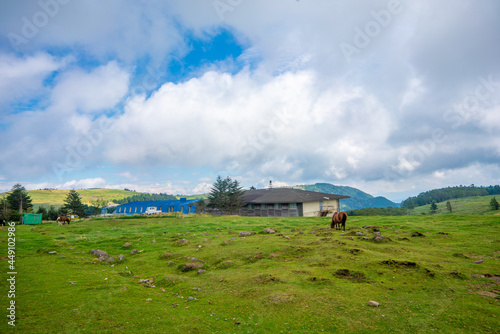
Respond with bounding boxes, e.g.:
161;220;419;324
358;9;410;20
23;213;42;225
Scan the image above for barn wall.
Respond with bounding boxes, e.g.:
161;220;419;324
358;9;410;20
302;199;339;217
302;201;320;217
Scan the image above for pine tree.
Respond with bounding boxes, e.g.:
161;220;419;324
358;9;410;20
430;201;438;214
490;197;499;210
446;201;452;213
208;176;246;214
47;206;59;220
36;206;48;220
6;184;33;215
63;190;86;217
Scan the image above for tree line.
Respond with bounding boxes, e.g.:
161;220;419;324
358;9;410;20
401;185;500;209
114;192;177;204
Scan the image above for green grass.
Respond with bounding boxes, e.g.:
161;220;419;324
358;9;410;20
410;195;500;215
1;215;499;333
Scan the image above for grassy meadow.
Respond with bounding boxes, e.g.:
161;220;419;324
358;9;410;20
410;195;500;216
1;215;499;333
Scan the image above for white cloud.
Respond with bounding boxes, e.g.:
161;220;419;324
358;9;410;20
51;61;130;113
60;178;107;189
105;69;396;183
0;53;67;107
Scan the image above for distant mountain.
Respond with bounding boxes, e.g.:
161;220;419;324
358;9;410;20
297;183;399;211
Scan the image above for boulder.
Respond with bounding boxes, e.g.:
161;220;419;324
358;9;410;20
239;231;252;237
262;228;276;234
123;242;132;248
91;249;109;259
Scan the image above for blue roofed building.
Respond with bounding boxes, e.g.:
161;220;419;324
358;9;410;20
115;198;198;215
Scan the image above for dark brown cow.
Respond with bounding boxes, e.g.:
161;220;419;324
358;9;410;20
57;216;71;225
330;211;347;231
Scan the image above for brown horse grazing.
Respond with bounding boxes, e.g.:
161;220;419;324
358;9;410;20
330;212;347;231
57;216;71;225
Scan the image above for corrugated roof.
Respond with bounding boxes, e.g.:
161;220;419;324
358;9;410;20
243;188;349;204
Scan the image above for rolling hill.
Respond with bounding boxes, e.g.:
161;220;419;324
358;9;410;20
0;189;147;209
409;194;500;215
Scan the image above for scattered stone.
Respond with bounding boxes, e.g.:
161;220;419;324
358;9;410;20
118;254;126;261
106;257;115;262
472;274;485;278
262;228;276;234
177;239;189;245
152;239;156;243
123;242;132;248
197;270;206;274
167;261;175;265
474;260;484;264
368;300;380;307
90;249;109;259
138;238;142;242
58;236;66;239
48;251;57;255
239;231;252;237
284;236;291;240
355;232;364;236
188;297;194;301
146;298;152;302
476;291;499;298
191;258;202;262
130;249;138;255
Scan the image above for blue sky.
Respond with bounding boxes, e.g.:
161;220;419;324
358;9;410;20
1;0;500;202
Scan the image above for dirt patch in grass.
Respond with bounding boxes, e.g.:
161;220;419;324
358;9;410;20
160;250;174;259
244;252;265;263
178;262;204;272
292;270;312;275
449;272;467;279
381;259;419;268
266;293;295;304
216;261;235;269
308;262;330;268
411;231;425;237
308;276;331;283
254;274;283;284
334;269;370;283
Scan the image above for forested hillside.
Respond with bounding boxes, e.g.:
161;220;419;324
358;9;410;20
401;185;500;208
298;183;399;211
114;192;177;204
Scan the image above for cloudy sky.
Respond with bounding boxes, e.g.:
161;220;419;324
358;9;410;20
1;0;499;202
